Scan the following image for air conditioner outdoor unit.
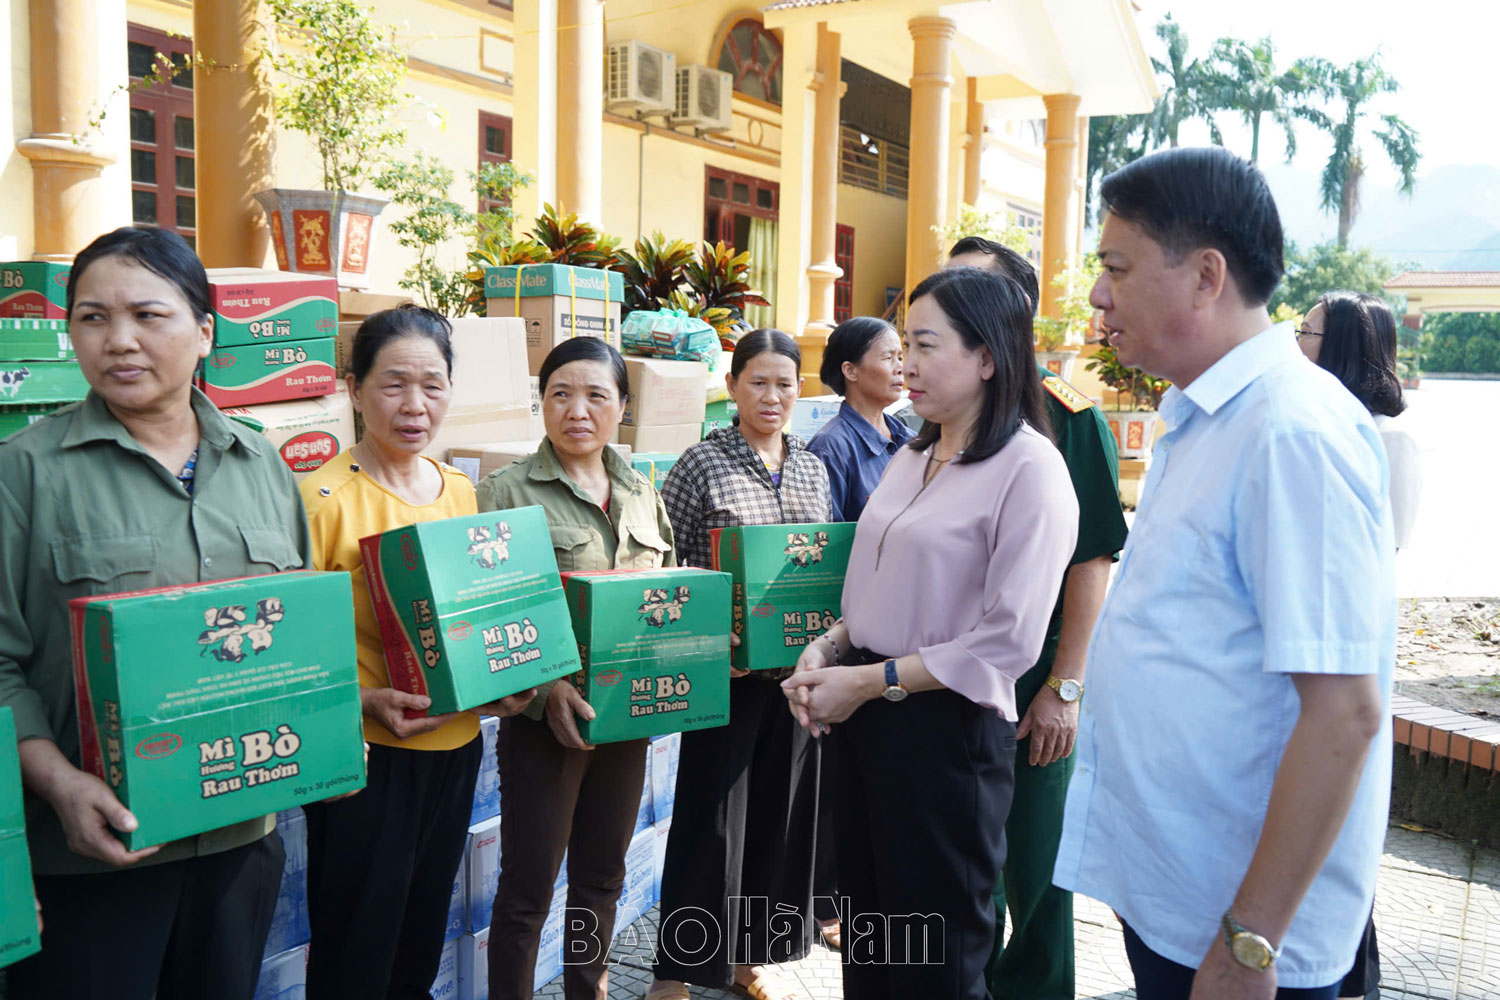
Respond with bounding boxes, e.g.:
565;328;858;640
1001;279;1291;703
672;65;733;132
606;40;675;114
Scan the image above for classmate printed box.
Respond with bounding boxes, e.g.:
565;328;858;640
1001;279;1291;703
222;390;355;480
560;568;731;743
630;452;679;492
649;732;680;825
484;264;624;374
253;943;309;1000
430;935;459;1000
615;826;656;932
466;816;500;933
0;318;73;361
206;269;339;347
710;524;856;671
0;707;41;969
263;808;310;958
0;403;62;439
362;506;581;715
0;261;69;319
0;360;87;406
469;714;500;825
69;571;367;849
199;338;338;408
457;927;489;1000
446;853;468;942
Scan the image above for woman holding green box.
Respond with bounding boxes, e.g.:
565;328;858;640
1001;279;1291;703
0;227;306;1000
476;336;677;1000
648;329;832;1000
298;305;535;999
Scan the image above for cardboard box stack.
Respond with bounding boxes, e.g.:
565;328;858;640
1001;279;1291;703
198;270;339;408
560;568;732;743
69;571;367;849
447;441;633;485
223;391;356;480
483;264;624;374
0;261;69;319
1;706;41;969
710;523;857;672
630;452;679;491
619;357;707;453
0;317;86;438
701;397;736;440
361;506;582;714
787;394;843;441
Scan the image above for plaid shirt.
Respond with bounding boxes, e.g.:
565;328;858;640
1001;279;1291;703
661;426;833;569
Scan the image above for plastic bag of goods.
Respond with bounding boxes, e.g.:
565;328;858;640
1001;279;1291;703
621;309;723;366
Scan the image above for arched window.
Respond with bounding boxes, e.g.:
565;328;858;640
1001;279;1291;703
715;18;783;105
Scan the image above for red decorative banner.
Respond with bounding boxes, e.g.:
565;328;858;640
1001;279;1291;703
269;212;289;270
293;210;332;270
342;213;374;274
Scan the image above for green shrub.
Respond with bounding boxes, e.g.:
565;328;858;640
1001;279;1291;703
1462;335;1500;373
1424;334;1462;372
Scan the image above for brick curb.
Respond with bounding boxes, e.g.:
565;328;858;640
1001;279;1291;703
1391;692;1500;769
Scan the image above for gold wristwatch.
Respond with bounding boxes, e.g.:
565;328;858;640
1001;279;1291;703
1221;910;1280;971
1045;674;1083;703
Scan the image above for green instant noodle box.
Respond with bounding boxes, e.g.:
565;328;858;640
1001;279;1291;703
69;572;366;850
710;523;856;671
361;505;581;715
561;568;732;743
0;706;41;968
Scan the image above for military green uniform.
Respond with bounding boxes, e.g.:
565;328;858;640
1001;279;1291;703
986;365;1129;999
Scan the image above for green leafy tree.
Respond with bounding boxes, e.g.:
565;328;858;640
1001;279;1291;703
1205;38;1330;164
1311;53;1421;247
1148;15;1223;148
1035;255;1103;351
267;0;410;193
373;153;474;315
1270;240;1400;314
1085;113;1151;225
932;204;1033;262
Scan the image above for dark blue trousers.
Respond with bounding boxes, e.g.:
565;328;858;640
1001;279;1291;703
1122;922;1339;1000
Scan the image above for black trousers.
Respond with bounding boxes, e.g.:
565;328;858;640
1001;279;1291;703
1338;912;1380;998
653;674;820;987
488;715;648;1000
7;833;283;1000
831;685;1016;1000
303;737;481;1000
1121;922;1338;999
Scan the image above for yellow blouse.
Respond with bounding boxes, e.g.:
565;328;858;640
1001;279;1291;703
300;450;480;751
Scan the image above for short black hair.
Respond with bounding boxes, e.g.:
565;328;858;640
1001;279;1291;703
820;316;896;394
349;305;454;385
906;267;1050;464
1100;146;1284;307
1313;291;1406;418
538;336;629;400
67;226;210;321
730;328;801;377
948;237;1040;315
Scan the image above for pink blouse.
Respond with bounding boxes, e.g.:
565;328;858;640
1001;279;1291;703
842;424;1078;720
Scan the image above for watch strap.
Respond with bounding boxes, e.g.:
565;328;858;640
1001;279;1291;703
884;659;900;689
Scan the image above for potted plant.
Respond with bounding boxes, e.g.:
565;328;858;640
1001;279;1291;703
1034;254;1103;381
463;203;622;315
255;0;410;288
1085;343;1170;460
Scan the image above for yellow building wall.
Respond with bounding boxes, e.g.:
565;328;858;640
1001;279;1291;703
2;0;34;262
835;183;907;320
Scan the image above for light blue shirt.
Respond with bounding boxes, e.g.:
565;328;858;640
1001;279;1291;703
1054;325;1395;989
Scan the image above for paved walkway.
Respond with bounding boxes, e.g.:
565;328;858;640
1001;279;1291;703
556;823;1499;998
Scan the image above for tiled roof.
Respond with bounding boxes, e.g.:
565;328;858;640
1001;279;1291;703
1385;271;1500;289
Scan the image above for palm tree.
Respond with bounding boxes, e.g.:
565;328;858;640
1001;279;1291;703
1085;114;1151;225
1206;38;1330;164
1149;15;1223;148
1314;53;1421;246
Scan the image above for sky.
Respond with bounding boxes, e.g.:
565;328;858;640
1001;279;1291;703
1134;2;1500;246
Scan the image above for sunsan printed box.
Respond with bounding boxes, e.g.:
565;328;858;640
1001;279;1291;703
199;338;338;408
710;523;857;672
560;568;732;743
0;360;87;406
222;390;355;480
484;264;624;373
0;261;69;319
69;571;367;849
0;707;41;969
362;506;581;715
0;318;73;361
206;268;339;347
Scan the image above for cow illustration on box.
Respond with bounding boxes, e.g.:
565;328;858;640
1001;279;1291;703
467;522;513;570
1;366;31;398
637;586;691;628
198;598;285;663
784;530;830;568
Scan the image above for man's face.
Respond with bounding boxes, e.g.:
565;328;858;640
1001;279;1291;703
1090;212;1200;379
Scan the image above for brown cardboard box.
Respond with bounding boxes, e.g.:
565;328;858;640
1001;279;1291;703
616;422;701;453
338;290;412;321
336;317;528;413
220;389;356;480
486;298;622;375
621;359;708;427
423;402;533;461
447;440;633;483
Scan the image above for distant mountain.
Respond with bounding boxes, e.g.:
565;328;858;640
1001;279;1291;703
1260;162;1500;270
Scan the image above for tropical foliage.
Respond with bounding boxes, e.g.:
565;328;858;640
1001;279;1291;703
1085;344;1171;411
615;233;697;314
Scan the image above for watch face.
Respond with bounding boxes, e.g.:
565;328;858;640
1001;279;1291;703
882;686;908;702
1231;934;1272;970
1058;679;1083;702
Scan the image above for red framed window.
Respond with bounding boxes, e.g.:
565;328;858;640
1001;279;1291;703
477;111;513;215
127;25;196;247
715;19;783;105
834;224;854;323
703;166;778;247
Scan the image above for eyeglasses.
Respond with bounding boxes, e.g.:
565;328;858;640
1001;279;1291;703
1295;328;1323;340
